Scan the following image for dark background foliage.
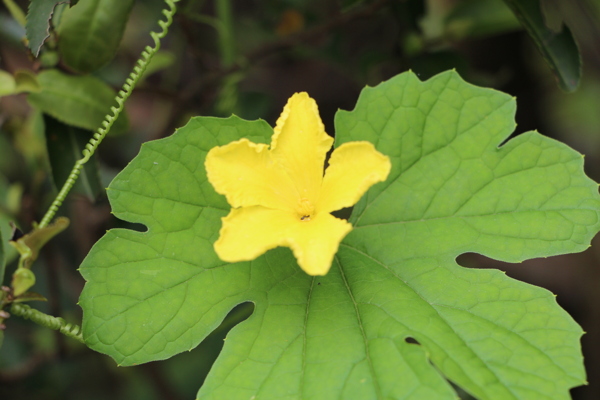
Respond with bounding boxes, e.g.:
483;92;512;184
1;0;599;399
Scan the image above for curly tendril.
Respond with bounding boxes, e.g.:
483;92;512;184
11;303;84;343
39;0;181;229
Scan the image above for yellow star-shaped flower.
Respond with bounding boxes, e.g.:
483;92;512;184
205;92;391;275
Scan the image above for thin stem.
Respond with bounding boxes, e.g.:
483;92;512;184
215;0;238;115
2;0;27;27
38;0;182;229
216;0;235;66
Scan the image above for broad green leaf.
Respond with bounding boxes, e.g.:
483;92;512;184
79;71;599;399
25;0;68;57
57;0;135;74
44;115;103;200
28;69;128;135
502;0;581;91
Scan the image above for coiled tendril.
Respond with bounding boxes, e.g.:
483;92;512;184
11;303;84;343
39;0;181;229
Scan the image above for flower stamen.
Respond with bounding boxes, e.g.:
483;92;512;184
298;198;314;216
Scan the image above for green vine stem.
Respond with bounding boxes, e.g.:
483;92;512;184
38;0;181;229
215;0;239;115
10;303;84;343
216;0;235;66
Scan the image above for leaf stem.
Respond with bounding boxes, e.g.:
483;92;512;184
2;0;26;27
215;0;238;115
216;0;235;66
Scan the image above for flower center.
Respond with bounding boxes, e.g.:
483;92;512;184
298;198;314;221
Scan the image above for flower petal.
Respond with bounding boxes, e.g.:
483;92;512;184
317;141;391;213
214;206;352;276
285;212;352;275
214;206;292;262
271;93;334;203
205;139;297;210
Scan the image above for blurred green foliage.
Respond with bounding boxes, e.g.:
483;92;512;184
1;0;600;399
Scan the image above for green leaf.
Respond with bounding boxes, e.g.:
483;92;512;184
0;70;16;97
335;71;598;398
0;176;18;273
11;267;36;296
502;0;581;91
0;69;41;97
28;69;128;135
79;71;599;399
57;0;135;74
44;115;103;200
539;0;563;33
25;0;68;57
12;291;48;303
10;217;70;269
14;70;41;93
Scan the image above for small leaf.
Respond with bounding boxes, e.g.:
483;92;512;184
502;0;581;91
10;217;69;269
14;70;41;93
0;69;40;97
13;291;48;303
12;267;35;296
58;0;135;73
44;115;103;200
0;70;16;97
25;0;69;57
27;69;128;135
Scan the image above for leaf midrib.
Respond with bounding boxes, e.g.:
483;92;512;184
335;255;382;399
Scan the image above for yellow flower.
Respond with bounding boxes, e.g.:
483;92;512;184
205;92;391;275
